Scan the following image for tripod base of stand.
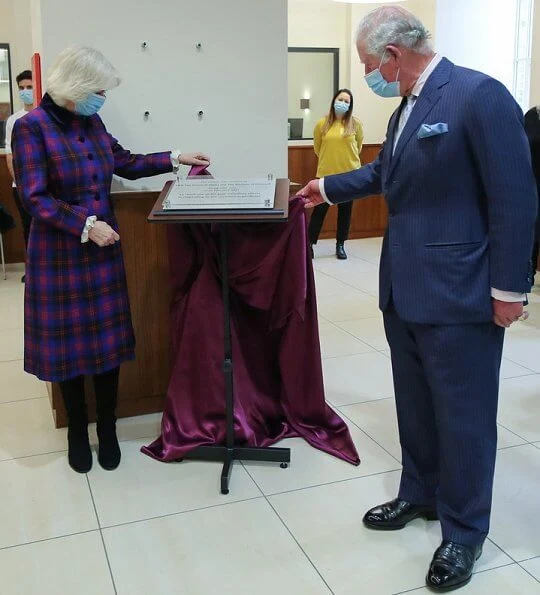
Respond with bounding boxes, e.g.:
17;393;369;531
181;445;291;494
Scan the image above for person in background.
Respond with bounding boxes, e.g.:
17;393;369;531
11;46;210;475
299;6;537;591
308;88;363;260
524;106;540;286
5;69;34;282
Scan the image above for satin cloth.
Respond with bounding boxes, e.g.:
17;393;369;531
142;190;359;465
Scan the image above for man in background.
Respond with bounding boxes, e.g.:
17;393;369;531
524;106;540;286
5;69;34;282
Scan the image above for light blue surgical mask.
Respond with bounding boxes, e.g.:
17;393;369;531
19;89;33;105
334;100;350;114
364;51;401;98
74;92;106;116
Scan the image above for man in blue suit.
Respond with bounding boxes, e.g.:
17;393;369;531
300;6;537;592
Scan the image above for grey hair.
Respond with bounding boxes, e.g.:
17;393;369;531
46;46;121;106
356;6;433;61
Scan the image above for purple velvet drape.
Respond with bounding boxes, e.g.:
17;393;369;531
142;180;359;465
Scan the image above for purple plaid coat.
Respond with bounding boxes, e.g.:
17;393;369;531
11;93;173;381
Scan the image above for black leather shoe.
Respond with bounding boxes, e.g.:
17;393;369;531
336;242;347;260
363;498;437;530
426;541;482;592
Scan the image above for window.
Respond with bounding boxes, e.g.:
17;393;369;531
513;0;534;110
0;44;14;148
288;48;339;141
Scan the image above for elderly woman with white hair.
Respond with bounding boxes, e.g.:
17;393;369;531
11;46;210;475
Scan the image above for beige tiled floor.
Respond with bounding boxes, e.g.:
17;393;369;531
1;240;540;595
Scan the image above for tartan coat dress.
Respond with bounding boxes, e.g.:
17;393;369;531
11;93;173;381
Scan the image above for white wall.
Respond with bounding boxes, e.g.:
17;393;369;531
530;1;540;107
33;0;287;189
349;0;436;144
0;0;33;111
436;0;517;93
288;0;351;90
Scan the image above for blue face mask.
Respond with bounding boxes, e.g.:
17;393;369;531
74;92;106;116
334;100;350;114
19;89;33;105
364;51;401;98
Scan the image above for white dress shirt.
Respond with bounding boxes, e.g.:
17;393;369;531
393;53;442;152
318;53;525;303
4;109;28;188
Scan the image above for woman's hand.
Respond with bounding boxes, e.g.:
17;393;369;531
88;221;120;247
179;152;211;166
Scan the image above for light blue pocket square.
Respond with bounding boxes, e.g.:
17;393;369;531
417;123;449;139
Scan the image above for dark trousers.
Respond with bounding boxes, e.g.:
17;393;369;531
12;187;31;249
532;238;539;284
383;303;505;547
308;201;352;245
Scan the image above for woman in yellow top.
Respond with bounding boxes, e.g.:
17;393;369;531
309;88;363;260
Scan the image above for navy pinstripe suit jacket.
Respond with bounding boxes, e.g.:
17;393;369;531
325;58;538;325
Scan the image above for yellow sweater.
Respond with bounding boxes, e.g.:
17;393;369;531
313;117;363;178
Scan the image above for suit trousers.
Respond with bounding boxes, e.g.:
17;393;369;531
383;302;505;547
308;201;352;245
531;238;539;284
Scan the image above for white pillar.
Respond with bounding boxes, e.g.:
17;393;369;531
435;0;518;94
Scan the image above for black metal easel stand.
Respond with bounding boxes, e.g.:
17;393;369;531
182;224;291;494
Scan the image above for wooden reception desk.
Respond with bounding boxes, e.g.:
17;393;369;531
288;143;388;239
0;152;26;263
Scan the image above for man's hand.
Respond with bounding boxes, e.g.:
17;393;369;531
492;299;524;328
6;154;15;183
179;152;211;166
297;179;325;209
88;221;120;247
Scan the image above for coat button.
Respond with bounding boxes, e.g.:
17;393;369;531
94;192;100;201
78;136;85;142
88;153;94;160
92;174;98;181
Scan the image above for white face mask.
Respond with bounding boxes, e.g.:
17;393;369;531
334;100;350;114
364;51;401;98
19;89;34;105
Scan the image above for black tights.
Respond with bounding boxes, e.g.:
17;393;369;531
59;367;120;414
